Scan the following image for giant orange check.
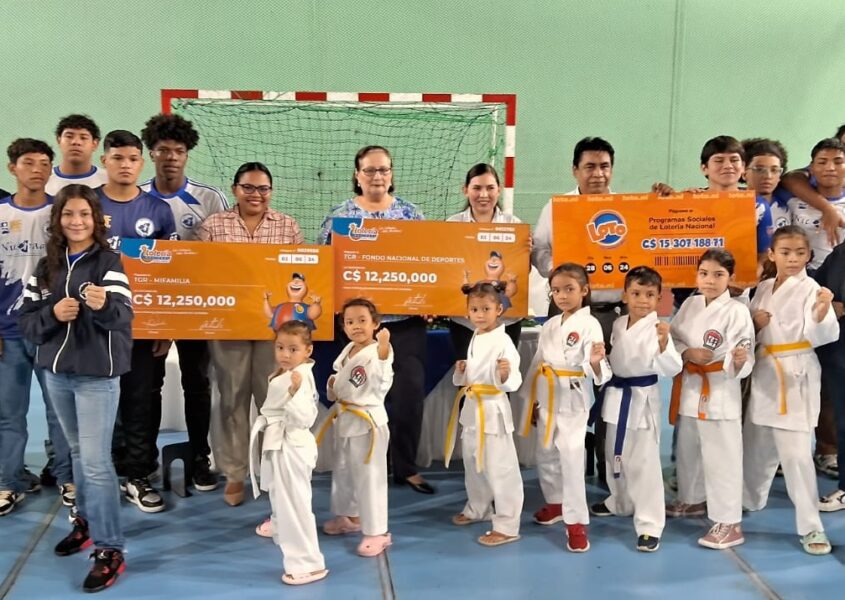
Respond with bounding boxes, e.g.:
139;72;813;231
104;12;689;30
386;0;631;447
120;239;334;340
332;218;530;316
551;192;757;289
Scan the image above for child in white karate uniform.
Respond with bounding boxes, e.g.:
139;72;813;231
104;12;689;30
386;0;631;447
318;298;394;557
447;282;524;546
520;263;611;551
591;266;682;552
743;226;839;555
248;321;327;585
668;249;754;550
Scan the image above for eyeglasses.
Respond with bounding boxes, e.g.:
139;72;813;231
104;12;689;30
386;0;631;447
152;147;187;158
237;183;272;195
359;167;392;177
748;166;783;176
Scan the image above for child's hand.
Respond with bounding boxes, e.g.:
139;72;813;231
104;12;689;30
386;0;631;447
327;375;337;402
455;360;467;374
834;301;845;320
752;309;771;331
376;327;390;359
590;341;606;363
683;348;714;365
732;346;748;371
289;371;302;395
815;287;834;322
496;358;511;383
84;285;107;310
531;402;539;426
656;321;670;352
53;297;80;322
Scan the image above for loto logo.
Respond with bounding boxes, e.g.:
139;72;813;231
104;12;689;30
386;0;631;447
138;244;173;264
586;211;627;248
348;223;379;241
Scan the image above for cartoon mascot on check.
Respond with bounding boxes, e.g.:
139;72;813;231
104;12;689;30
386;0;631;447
263;272;322;331
462;250;518;311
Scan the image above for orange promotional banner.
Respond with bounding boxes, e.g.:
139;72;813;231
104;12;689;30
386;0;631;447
551;192;757;289
119;239;334;340
331;218;530;316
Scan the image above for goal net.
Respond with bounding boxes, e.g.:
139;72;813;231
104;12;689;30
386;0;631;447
162;90;515;242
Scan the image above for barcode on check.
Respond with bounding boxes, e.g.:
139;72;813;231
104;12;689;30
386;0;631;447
654;255;699;267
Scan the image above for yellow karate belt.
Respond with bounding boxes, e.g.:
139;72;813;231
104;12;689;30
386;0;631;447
668;362;724;425
520;364;585;448
758;341;813;415
444;384;502;473
315;400;378;463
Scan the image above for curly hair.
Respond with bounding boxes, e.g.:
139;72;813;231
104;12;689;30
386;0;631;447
140;113;200;151
43;185;110;286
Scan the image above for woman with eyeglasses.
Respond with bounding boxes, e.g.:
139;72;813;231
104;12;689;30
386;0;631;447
198;162;304;506
317;146;436;495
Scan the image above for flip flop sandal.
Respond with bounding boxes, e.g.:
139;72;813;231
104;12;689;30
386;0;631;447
452;513;483;526
282;569;329;585
800;531;832;555
478;531;521;547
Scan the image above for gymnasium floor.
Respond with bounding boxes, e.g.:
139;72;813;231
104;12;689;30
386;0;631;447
3;382;844;600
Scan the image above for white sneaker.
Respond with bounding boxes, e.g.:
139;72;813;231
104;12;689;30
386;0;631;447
819;488;845;512
0;490;24;516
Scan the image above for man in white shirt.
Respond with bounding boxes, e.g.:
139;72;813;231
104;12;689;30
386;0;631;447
45;114;108;195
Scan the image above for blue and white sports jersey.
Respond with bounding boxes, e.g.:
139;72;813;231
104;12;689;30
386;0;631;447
0;195;52;338
787;192;845;270
755;196;774;254
45;165;109;196
140;177;228;240
769;197;791;230
96;187;178;249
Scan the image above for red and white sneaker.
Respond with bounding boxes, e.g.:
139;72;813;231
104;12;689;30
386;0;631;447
565;524;590;552
533;503;564;526
698;523;744;550
665;500;706;518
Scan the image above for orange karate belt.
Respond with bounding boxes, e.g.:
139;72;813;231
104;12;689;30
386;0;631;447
315;400;378;463
758;341;813;415
520;364;585;448
669;361;724;425
444;384;502;473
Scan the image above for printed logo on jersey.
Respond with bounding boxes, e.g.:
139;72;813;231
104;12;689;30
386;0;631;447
773;215;790;228
702;329;723;350
0;220;9;235
180;214;196;229
104;215;112;228
586;210;627;248
349;365;368;388
135;218;154;237
566;331;580;347
78;282;92;300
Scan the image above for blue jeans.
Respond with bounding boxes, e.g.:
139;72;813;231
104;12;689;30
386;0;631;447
0;338;72;491
45;372;123;550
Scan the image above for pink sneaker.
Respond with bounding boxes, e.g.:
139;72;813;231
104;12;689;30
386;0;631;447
698;522;744;549
357;533;392;557
665;500;707;518
322;516;362;536
255;518;273;538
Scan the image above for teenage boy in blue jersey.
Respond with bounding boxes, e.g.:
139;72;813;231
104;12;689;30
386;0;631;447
97;130;176;513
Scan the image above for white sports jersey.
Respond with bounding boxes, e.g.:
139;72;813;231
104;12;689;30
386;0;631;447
522;306;611;416
140;177;229;240
748;272;839;431
603;312;682;428
45;166;108;196
787;194;845;269
0;196;52;338
329;341;394;437
670;290;754;420
452;323;522;434
769;199;791;230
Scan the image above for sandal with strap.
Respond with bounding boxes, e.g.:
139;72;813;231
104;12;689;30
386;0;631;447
452;513;483;526
800;530;832;555
478;531;520;547
357;533;392;557
282;569;329;585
